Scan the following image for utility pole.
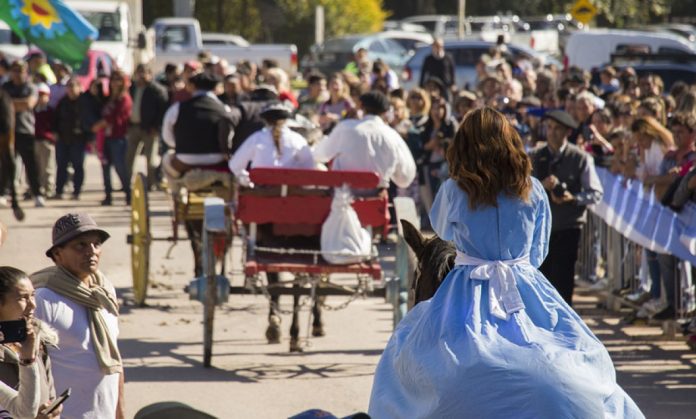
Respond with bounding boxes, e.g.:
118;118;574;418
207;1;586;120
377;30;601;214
315;6;325;46
458;0;466;40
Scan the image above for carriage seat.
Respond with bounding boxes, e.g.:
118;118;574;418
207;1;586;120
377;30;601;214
237;168;389;280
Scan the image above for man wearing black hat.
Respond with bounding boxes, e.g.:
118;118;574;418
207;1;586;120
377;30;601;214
31;213;124;419
531;110;603;306
313;91;416;190
161;71;239;179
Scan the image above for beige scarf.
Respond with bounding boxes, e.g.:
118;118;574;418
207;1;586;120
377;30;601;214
31;266;122;375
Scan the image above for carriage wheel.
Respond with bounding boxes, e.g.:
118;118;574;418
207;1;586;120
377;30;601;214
131;173;151;306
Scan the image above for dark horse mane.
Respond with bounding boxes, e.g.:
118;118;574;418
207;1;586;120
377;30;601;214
401;219;456;305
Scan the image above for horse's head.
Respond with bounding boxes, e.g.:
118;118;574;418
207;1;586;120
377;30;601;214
401;219;456;306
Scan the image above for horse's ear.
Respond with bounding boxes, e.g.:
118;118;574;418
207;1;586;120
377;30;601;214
400;219;425;255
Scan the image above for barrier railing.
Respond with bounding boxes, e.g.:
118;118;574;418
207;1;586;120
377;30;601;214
576;168;695;327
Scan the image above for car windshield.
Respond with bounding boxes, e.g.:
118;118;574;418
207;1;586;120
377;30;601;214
80;11;122;41
0;28;11;44
322;38;360;53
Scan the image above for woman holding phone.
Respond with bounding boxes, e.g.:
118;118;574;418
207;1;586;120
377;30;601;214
0;267;61;419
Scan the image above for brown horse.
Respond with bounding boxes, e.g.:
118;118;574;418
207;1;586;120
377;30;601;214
400;219;455;306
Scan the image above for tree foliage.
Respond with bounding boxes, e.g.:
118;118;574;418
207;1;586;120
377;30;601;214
275;0;387;55
194;0;262;41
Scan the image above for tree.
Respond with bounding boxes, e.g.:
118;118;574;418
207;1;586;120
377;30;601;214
275;0;388;55
194;0;262;41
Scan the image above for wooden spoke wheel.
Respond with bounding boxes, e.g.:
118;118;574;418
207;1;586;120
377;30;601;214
131;173;151;306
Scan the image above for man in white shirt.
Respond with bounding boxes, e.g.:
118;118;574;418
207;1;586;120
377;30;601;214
313;91;416;190
31;213;124;419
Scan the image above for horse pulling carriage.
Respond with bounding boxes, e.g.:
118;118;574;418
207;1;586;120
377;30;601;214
128;167;417;366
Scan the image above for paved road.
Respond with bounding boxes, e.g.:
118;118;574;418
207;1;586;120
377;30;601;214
1;155;695;418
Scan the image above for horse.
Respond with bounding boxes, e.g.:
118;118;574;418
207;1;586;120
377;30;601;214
258;225;325;353
265;272;325;352
400;219;455;306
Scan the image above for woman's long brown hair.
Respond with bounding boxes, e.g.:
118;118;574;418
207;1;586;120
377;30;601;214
447;107;532;209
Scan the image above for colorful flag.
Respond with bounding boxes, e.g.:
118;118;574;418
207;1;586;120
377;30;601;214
0;0;98;66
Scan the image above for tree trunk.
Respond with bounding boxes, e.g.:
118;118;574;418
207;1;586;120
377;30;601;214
216;0;224;32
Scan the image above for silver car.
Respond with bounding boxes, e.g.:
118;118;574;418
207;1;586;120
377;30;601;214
401;39;560;91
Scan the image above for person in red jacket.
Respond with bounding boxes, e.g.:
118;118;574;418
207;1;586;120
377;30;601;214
93;70;132;205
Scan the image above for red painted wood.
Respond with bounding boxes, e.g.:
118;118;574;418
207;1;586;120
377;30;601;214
237;195;389;227
249;168;380;189
244;260;382;280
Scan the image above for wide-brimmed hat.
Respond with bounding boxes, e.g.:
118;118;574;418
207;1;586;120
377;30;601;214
46;213;110;257
543;110;578;130
260;102;293;121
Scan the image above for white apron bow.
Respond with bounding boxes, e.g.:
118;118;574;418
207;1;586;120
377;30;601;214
455;251;530;320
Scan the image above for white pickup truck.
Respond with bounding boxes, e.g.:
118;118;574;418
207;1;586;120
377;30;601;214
151;18;297;76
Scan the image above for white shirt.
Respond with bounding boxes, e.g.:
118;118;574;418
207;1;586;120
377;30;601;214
161;91;231;165
313;115;417;188
34;287;120;419
228;126;315;186
637;140;666;180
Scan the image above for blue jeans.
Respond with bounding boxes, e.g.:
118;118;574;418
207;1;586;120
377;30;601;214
102;138;130;198
55;142;86;196
646;249;662;300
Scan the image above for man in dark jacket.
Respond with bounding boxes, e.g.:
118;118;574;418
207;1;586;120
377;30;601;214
419;38;456;101
531;110;603;306
126;64;168;188
0;86;24;220
54;78;90;200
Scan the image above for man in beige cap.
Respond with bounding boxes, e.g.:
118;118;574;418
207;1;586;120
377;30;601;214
31;213;125;419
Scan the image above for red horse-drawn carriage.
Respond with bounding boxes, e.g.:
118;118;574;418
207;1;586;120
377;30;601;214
129;167;416;366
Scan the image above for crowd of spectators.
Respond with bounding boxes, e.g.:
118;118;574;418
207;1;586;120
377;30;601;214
2;38;696;325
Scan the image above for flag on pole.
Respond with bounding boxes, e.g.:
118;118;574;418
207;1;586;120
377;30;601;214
0;0;98;67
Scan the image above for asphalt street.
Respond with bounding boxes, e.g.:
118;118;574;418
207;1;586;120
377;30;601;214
1;155;695;418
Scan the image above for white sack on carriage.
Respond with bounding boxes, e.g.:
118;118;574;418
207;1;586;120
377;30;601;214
321;186;373;264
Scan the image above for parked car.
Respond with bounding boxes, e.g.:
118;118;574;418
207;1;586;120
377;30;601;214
401;39;560;91
74;50;117;92
377;30;433;54
401;14;558;55
201;32;250;47
593;53;696;91
644;23;696;43
0;20;29;61
383;20;430;34
524;14;583;52
564;29;696;71
151;17;297;76
401;15;460;37
304;34;410;76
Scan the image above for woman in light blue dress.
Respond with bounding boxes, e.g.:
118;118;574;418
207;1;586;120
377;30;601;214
369;107;643;419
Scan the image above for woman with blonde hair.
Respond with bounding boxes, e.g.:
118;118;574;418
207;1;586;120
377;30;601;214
630;116;674;181
369;107;643;419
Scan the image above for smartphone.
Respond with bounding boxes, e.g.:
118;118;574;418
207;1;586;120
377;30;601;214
42;388;71;415
0;319;27;343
